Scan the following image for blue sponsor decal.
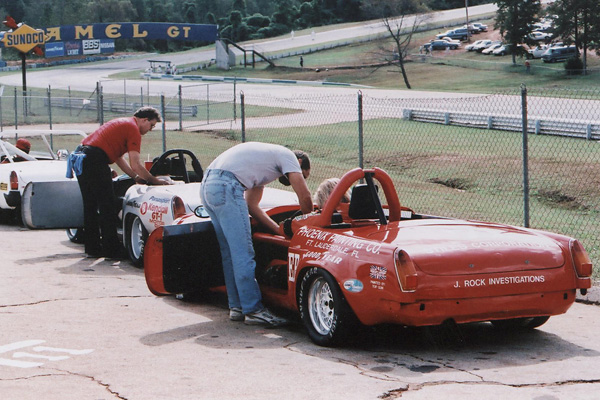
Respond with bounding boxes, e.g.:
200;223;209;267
99;39;115;54
343;279;364;293
45;42;65;58
64;40;81;56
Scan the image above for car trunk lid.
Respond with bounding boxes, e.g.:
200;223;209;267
366;220;565;276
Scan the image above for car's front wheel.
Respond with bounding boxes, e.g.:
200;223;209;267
127;215;148;267
299;267;357;347
66;228;84;243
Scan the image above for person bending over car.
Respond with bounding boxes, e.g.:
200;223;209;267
70;106;171;259
200;142;313;327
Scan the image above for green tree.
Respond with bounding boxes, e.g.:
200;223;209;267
232;0;247;17
86;0;136;23
183;1;197;23
229;10;243;41
1;0;27;23
548;0;600;74
494;0;541;64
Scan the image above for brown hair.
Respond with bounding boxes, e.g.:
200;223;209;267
293;150;310;171
134;106;162;122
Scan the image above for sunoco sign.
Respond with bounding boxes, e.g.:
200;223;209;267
1;23;47;53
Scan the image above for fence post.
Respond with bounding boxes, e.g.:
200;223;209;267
357;91;364;170
178;85;183;131
14;87;18;130
96;82;101;123
123;79;127;113
206;85;210;124
47;85;53;130
233;78;237;121
140;87;144;107
0;92;3;131
68;86;72;116
161;94;167;153
99;92;104;125
521;84;530;228
240;91;245;143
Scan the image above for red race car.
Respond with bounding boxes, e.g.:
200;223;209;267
144;168;593;347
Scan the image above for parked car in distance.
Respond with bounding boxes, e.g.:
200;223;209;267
493;44;526;56
542;45;579;63
528;31;553;41
472;22;488;32
440;37;461;46
473;40;496;52
482;43;502;54
465;39;486;51
423;39;460;51
436;28;469;41
527;44;550;59
461;24;480;34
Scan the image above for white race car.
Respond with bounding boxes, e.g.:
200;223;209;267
0;129;86;222
121;149;205;266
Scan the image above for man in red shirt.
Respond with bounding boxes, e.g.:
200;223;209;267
77;106;170;258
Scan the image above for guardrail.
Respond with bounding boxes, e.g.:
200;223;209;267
43;97;198;117
403;108;600;140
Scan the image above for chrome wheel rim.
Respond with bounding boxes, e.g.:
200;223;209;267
308;276;334;336
130;217;144;260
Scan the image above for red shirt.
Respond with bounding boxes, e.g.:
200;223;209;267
82;117;141;163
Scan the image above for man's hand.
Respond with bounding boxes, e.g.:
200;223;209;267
279;218;294;238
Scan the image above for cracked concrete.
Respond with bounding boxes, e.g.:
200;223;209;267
1;224;600;399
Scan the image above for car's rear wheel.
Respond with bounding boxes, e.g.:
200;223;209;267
127;215;148;267
299;267;357;347
66;228;84;243
491;316;550;330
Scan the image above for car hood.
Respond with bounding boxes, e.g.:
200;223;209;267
366;220;565;276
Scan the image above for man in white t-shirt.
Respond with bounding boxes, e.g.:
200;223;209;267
200;142;313;327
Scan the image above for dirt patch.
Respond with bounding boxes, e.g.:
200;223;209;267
429;177;471;191
535;189;589;211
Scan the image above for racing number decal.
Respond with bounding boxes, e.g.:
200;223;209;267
288;252;300;282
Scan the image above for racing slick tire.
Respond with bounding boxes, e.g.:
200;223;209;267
66;228;84;243
299;267;357;347
126;215;148;268
490;316;550;330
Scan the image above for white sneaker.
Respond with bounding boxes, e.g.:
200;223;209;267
229;307;244;321
244;308;287;327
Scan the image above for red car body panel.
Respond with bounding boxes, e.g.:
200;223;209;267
144;168;592;331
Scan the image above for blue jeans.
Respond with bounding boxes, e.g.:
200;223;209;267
200;169;263;314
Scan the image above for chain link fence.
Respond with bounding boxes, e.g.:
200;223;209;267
232;87;600;276
1;82;598;275
0;80;237;131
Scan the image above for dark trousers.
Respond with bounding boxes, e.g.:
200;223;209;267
76;146;121;256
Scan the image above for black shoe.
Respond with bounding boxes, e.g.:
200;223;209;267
104;247;128;260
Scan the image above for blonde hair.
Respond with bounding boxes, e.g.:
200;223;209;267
313;178;350;209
